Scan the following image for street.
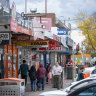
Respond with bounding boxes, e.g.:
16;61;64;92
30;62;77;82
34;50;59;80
25;79;72;96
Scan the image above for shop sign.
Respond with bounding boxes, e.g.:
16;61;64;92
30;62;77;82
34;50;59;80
39;45;61;51
36;18;52;31
16;40;48;47
17;26;33;36
53;34;61;42
39;41;61;51
67;37;73;47
10;2;17;32
0;33;9;45
0;33;9;40
32;18;44;40
48;45;61;50
12;35;30;41
57;29;68;35
49;41;56;47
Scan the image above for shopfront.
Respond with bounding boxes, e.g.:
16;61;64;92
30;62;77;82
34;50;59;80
39;38;62;67
66;37;73;63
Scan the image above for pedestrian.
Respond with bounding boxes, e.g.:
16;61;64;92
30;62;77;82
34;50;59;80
77;67;84;81
52;62;62;89
18;60;29;86
46;64;51;84
37;64;46;90
29;65;37;91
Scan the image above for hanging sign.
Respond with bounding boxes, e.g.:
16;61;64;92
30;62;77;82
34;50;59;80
57;29;68;35
10;2;17;32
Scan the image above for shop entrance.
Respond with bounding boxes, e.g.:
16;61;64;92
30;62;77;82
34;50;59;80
5;45;18;78
0;48;4;79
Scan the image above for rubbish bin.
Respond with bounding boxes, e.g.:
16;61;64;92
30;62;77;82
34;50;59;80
0;78;25;96
66;66;73;79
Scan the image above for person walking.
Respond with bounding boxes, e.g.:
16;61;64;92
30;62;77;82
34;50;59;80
46;64;51;83
18;60;29;86
52;62;62;89
29;65;37;91
77;67;84;81
37;64;46;90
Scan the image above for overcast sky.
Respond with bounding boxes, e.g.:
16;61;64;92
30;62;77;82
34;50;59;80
10;0;96;44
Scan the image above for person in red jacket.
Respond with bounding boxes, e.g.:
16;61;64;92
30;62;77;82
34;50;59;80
37;64;46;90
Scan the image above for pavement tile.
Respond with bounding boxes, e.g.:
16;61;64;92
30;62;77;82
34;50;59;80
25;79;73;96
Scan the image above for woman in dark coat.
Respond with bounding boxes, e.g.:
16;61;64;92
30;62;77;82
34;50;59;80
29;65;37;91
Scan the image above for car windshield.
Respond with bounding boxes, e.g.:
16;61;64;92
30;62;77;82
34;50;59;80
92;69;96;74
69;79;95;92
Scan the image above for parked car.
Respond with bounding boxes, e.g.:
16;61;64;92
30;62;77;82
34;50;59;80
39;77;96;96
90;67;96;77
83;66;96;78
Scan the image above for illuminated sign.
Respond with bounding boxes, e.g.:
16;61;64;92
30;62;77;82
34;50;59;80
16;41;48;47
57;29;68;35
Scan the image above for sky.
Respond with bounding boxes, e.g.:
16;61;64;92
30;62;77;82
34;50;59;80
10;0;96;44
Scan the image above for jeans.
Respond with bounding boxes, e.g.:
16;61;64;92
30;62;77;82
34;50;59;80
30;79;36;91
39;78;45;90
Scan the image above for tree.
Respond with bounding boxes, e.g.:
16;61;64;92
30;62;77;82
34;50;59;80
76;12;96;54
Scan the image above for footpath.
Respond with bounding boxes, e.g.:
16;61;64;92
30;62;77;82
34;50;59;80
25;79;73;96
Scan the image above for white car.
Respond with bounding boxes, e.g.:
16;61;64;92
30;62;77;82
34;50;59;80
39;77;96;96
90;67;96;77
83;66;96;78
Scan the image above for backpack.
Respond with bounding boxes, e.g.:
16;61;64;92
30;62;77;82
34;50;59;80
29;71;36;80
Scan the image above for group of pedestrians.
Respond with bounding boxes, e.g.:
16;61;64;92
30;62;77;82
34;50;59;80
18;60;46;91
18;60;64;91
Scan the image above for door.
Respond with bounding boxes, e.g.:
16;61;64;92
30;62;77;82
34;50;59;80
5;45;18;78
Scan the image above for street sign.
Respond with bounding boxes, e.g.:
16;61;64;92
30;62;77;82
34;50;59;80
0;33;9;40
57;29;68;35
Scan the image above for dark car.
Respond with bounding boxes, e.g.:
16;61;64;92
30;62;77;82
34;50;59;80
39;77;96;96
68;80;96;96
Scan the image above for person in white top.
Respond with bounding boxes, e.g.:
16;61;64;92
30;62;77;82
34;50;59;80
52;62;62;89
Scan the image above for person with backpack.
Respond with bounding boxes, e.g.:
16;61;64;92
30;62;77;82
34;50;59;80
29;65;37;91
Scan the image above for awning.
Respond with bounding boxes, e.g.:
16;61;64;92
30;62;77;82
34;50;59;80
59;51;73;55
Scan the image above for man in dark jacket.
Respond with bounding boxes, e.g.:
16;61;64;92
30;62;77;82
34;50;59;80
18;60;29;86
37;64;46;90
77;67;84;81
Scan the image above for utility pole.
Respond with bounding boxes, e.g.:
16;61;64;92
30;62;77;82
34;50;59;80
45;0;47;13
25;0;27;13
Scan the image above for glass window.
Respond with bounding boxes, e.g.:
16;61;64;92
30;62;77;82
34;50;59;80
76;86;96;96
92;69;96;74
70;80;95;91
71;82;89;90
